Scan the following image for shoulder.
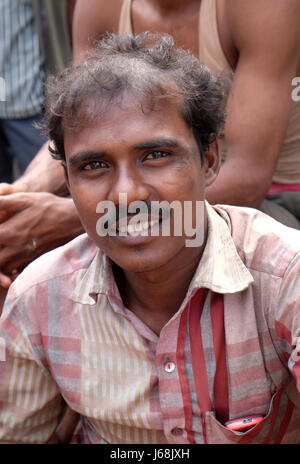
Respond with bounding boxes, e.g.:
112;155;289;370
225;0;300;55
214;204;300;278
10;233;99;297
72;0;124;62
73;0;123;32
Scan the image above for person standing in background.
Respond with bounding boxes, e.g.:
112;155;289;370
0;0;78;293
0;0;73;184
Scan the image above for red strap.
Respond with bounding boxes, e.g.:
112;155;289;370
189;288;212;415
210;291;229;423
189;289;229;424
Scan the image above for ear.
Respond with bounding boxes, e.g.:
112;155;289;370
203;140;220;187
62;162;71;193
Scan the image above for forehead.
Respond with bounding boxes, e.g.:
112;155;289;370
63;95;195;158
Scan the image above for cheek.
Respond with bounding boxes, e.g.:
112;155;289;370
69;177;105;206
69;184;101;227
159;165;204;200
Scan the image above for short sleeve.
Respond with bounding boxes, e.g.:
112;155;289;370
0;288;63;443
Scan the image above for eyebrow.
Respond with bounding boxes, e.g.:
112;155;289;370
69;151;106;166
133;138;180;150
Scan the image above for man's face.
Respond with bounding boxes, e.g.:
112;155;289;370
64;94;219;273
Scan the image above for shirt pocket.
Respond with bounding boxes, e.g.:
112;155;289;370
204;389;284;444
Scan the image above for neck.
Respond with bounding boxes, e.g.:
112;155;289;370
114;243;205;334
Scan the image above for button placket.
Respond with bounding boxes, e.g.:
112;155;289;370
156;322;187;442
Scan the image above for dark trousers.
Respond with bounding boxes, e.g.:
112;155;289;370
0;113;47;183
259;191;300;230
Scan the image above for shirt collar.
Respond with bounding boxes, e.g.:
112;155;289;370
70;249;112;305
70;201;254;305
190;202;254;293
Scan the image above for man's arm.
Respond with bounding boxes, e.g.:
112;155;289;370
0;145;84;291
0;192;84;281
8;142;68;196
206;0;300;207
72;0;123;63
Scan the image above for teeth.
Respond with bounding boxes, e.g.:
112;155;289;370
127;224;135;234
118;219;159;235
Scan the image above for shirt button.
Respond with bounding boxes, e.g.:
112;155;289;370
164;361;176;373
171;427;183;436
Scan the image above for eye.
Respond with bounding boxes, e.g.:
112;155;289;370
144;151;170;161
81;160;108;171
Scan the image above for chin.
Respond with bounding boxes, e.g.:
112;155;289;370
119;261;161;273
91;230;188;273
110;242;186;274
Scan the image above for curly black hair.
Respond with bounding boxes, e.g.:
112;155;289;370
44;32;227;163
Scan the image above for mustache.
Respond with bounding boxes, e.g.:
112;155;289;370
98;201;172;230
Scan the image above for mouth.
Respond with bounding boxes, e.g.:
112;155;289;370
115;215;161;238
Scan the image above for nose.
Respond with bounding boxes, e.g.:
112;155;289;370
107;166;151;207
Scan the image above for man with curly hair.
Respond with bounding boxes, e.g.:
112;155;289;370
0;33;300;445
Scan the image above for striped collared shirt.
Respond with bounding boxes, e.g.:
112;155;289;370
0;0;45;118
0;203;300;443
